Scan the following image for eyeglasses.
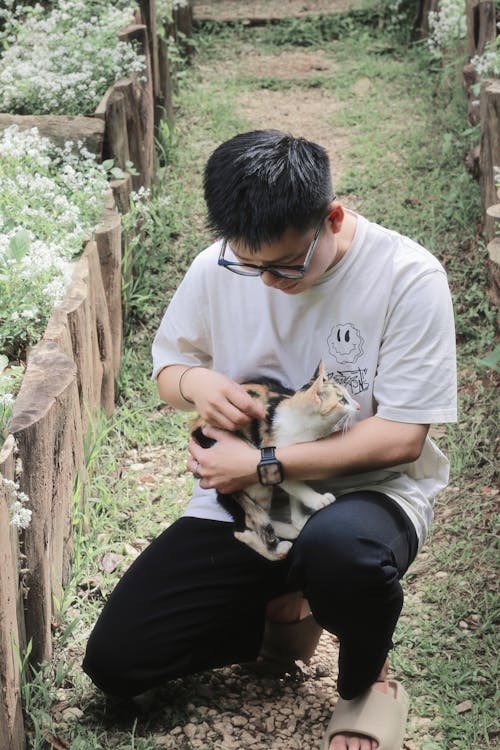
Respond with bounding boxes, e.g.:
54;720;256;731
217;217;325;280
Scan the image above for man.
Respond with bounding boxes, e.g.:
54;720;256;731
84;130;457;750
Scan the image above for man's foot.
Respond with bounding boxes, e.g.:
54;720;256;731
329;660;389;750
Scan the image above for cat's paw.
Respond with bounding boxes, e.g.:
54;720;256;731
275;541;293;559
316;492;336;508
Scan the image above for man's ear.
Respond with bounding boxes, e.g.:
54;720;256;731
327;204;344;234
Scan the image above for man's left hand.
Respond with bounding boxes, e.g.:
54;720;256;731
187;425;260;493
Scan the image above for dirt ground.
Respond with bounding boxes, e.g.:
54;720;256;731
197;45;372;198
193;0;357;21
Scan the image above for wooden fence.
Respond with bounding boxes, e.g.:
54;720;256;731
420;0;500;312
465;0;500;313
0;3;193;749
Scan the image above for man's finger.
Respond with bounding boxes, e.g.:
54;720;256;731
229;384;266;419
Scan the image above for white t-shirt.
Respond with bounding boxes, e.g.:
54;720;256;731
152;214;457;548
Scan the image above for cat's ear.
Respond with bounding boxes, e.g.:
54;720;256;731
312;359;325;380
310;360;326;404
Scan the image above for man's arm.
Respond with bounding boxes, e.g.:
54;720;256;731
187;417;429;493
157;364;265;429
276;416;429;480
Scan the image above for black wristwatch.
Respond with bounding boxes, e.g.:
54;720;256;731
257;447;284;486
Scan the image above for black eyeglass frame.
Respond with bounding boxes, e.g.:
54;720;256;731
217;213;328;280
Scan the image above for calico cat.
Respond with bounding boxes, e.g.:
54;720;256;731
192;361;359;561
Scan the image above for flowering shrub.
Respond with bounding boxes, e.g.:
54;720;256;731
427;0;467;58
471;35;500;78
0;0;145;115
157;0;189;25
0;125;108;367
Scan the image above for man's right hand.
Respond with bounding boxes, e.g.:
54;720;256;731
157;365;265;430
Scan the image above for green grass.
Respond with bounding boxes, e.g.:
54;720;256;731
19;10;499;750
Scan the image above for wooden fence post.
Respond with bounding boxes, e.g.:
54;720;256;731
465;0;497;57
9;346;84;666
479;79;500;240
94;203;123;377
139;0;161;113
0;437;26;750
415;0;439;37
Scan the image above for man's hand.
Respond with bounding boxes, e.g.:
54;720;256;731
181;368;265;430
187;425;260;493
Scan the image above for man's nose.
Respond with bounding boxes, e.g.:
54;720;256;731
260;270;279;287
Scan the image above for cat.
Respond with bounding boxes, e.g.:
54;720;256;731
192;361;359;561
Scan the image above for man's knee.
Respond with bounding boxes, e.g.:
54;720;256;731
290;505;399;594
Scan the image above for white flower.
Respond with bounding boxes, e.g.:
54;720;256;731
9;501;32;530
0;126;109;359
1;474;32;529
427;0;467;57
0;1;146;115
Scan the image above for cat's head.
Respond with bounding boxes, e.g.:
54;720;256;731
298;360;359;428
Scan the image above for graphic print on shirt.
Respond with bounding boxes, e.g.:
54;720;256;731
327;322;365;364
333;367;369;396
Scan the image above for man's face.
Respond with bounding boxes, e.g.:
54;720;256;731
229;222;338;295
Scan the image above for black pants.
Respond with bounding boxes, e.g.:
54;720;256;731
83;491;418;700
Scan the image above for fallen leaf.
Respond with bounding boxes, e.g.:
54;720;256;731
100;552;122;573
139;473;157;484
456;699;473;713
123;543;140;559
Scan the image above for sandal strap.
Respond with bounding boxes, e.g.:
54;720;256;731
321;680;409;750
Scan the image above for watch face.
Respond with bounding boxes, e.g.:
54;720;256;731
258;461;283;486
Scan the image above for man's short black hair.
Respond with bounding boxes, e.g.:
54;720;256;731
203;130;333;251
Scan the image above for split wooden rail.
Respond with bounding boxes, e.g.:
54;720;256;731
419;0;499;312
0;3;193;749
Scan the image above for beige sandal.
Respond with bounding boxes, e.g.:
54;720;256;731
320;680;409;750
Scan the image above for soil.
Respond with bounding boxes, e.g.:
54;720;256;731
193;0;356;22
197;46;372;196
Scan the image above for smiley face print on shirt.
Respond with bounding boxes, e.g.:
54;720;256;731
327;322;365;365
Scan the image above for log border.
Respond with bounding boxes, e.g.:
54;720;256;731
0;4;194;746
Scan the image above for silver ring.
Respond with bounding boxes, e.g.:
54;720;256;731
193;461;201;479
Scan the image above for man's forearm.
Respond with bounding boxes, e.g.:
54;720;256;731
275;417;429;482
157;364;198;411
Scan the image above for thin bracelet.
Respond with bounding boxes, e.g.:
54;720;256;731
178;366;197;405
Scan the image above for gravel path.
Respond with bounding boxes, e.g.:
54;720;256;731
147;632;341;749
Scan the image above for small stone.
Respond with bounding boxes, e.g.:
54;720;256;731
183;723;197;738
315;662;331;677
351;77;371;96
456;699;473;713
232;716;247;727
61;706;84;721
